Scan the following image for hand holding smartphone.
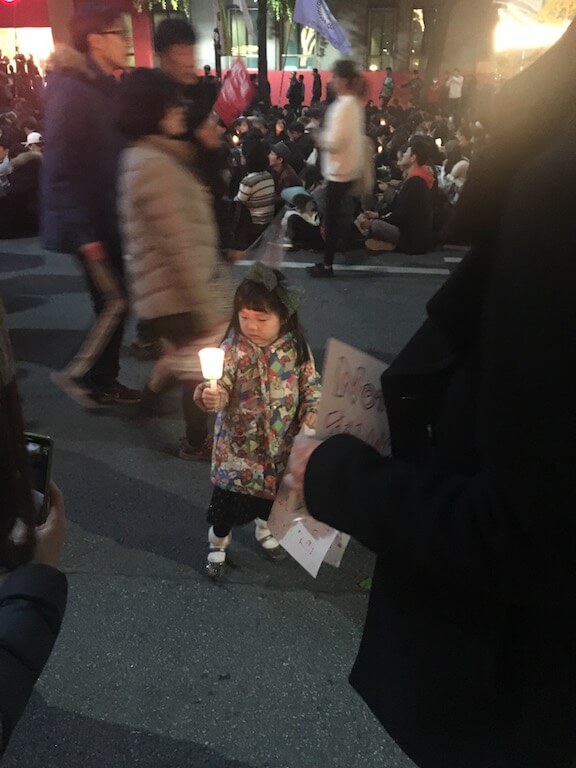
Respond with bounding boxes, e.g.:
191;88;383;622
24;432;54;525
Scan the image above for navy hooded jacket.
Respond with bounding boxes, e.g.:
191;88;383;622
40;47;125;253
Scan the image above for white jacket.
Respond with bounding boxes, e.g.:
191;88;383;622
318;95;364;182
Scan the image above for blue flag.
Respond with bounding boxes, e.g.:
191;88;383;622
294;0;352;56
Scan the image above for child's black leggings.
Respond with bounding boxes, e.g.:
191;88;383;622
208;487;274;538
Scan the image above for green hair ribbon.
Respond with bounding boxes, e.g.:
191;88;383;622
245;262;305;317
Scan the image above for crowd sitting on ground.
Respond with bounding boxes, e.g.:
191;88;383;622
0;90;44;236
0;42;489;252
197;86;487;260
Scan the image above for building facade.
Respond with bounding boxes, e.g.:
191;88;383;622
0;0;497;91
191;0;498;76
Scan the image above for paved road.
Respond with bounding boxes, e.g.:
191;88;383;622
0;238;456;768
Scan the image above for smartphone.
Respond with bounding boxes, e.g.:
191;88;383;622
24;432;54;525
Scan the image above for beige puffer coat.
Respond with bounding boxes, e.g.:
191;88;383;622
118;135;234;333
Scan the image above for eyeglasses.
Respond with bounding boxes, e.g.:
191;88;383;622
98;29;129;38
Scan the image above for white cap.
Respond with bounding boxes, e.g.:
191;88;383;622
22;131;42;147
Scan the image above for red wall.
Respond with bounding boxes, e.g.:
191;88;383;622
0;0;50;27
235;70;421;109
131;10;153;67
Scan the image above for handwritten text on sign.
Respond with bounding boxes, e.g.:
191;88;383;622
269;340;390;577
316;339;391;457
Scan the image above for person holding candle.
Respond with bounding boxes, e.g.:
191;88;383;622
194;263;321;579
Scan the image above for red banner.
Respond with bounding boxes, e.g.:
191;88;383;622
214;58;257;127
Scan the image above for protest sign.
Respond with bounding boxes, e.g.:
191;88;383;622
213;58;257;126
315;338;390;456
269;339;390;577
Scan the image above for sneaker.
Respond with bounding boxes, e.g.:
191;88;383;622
129;338;163;361
51;371;103;410
306;263;334;278
179;436;213;462
90;381;142;405
365;238;396;252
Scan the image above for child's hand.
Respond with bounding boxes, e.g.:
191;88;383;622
303;412;317;429
201;384;225;411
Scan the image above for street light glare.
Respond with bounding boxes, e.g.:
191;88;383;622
494;6;569;52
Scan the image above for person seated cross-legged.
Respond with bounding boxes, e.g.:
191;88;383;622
365;139;435;255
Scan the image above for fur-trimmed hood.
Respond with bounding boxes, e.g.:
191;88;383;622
46;45;93;79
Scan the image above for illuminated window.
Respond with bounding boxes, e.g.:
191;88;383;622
367;8;396;71
0;28;54;74
228;7;258;68
410;7;436;71
281;21;316;70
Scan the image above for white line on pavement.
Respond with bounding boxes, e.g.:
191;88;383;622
444;256;463;263
236;260;450;276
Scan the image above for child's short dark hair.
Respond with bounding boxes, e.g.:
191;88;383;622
231;270;310;366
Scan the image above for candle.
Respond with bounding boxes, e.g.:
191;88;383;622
199;347;225;390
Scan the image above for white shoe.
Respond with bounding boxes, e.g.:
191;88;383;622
254;519;285;561
206;527;231;579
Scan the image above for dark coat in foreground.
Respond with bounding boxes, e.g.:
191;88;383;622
304;125;576;767
0;564;68;752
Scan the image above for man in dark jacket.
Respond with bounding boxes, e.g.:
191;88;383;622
286;121;313;173
365;139;434;254
41;5;140;408
400;69;424;107
269;142;301;200
312;68;322;104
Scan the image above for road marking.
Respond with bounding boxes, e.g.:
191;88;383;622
444;256;463;264
236;260;450;276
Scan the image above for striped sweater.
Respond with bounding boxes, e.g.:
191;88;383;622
235;171;275;226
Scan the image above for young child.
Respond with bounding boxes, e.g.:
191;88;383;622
195;263;321;579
